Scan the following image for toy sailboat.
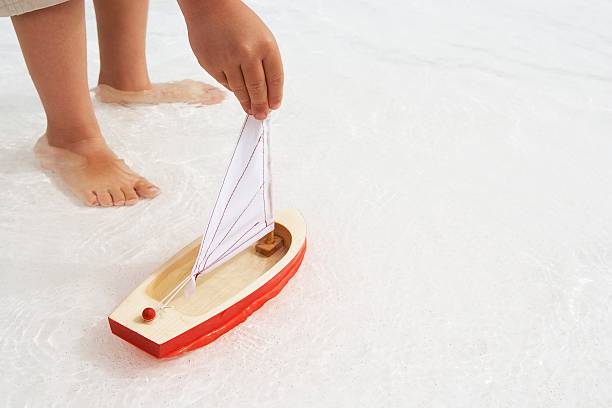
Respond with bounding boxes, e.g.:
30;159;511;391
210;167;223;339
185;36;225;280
108;115;307;358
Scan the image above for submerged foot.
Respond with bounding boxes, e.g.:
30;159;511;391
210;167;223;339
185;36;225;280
35;133;160;207
94;79;225;106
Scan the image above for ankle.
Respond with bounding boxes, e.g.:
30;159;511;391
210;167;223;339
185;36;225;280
98;70;152;92
45;121;104;150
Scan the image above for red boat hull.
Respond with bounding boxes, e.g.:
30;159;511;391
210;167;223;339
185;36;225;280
109;240;306;358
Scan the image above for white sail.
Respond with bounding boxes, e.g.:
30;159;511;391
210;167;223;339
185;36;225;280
190;115;274;282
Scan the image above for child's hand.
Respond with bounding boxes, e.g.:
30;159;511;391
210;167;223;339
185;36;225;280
179;0;284;119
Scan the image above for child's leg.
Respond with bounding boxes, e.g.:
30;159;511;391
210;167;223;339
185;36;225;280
13;0;96;140
94;0;151;91
12;0;160;207
93;0;224;105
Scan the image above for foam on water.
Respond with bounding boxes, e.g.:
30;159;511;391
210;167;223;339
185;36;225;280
1;0;612;406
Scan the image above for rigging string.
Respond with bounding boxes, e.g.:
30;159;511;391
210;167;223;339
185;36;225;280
156;275;193;312
148;116;270;316
153;185;265;312
153;168;266;311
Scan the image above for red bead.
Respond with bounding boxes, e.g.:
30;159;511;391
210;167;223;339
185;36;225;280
142;307;156;321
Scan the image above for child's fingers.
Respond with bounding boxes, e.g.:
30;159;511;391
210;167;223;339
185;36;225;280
224;69;252;114
263;52;283;110
241;61;269;120
210;70;230;90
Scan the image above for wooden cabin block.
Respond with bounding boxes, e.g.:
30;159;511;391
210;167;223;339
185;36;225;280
256;234;284;257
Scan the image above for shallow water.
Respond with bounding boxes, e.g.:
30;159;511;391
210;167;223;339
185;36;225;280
95;79;225;106
1;0;612;406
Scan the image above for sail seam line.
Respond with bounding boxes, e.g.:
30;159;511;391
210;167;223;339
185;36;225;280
198;133;264;269
201;183;264;271
193;115;250;272
201;222;268;273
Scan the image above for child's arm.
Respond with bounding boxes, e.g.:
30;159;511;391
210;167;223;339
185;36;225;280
178;0;283;120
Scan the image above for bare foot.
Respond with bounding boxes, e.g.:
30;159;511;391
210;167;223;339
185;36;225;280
35;133;160;207
94;79;225;106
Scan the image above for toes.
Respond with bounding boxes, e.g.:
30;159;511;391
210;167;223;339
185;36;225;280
96;190;113;207
84;191;99;207
134;179;160;199
122;186;139;206
109;188;126;206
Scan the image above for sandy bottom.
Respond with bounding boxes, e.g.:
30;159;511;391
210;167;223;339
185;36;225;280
1;0;612;407
95;79;225;105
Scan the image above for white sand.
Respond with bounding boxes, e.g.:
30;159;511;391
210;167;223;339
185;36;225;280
1;0;612;406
